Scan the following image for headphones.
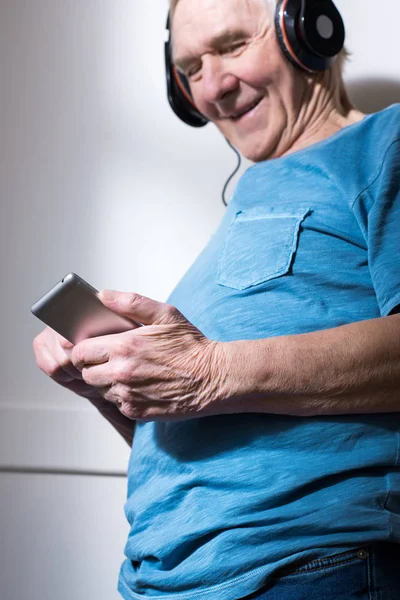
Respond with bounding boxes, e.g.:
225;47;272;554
164;0;345;128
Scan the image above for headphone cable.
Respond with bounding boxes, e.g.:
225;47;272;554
222;138;241;206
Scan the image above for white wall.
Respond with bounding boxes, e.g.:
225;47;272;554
0;1;399;599
1;472;129;600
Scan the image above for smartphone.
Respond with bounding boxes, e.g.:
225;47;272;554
31;272;139;344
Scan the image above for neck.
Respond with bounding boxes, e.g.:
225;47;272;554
281;74;365;158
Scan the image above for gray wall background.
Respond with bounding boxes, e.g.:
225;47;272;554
1;1;399;598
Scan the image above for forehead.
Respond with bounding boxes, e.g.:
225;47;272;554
171;0;269;61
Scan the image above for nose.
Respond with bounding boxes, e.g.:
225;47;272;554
201;54;239;105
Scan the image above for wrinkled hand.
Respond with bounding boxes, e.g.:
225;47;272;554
33;327;104;403
71;291;229;421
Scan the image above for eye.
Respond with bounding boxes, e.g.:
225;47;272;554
221;41;247;55
187;63;202;80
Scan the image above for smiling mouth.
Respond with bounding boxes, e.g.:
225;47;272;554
231;98;262;120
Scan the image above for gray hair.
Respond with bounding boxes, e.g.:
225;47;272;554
169;0;277;18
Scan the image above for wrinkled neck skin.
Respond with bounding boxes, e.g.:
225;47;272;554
269;69;365;160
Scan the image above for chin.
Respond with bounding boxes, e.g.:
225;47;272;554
236;139;274;163
225;129;278;163
243;147;271;162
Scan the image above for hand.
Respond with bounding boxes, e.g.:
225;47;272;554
71;290;228;421
33;326;106;404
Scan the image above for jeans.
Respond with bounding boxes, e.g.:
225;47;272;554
241;542;400;600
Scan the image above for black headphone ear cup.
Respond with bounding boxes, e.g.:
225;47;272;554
164;13;208;128
275;0;343;73
299;0;345;59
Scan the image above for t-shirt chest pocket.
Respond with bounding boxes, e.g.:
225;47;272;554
217;207;311;290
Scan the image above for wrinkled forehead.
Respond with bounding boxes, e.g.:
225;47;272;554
171;0;272;61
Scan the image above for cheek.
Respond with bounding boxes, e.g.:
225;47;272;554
190;86;218;120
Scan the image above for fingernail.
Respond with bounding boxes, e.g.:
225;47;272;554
100;289;116;302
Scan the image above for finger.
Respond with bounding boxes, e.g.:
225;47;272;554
38;328;83;380
39;345;74;382
51;340;84;380
34;338;80;383
98;290;182;327
98;385;124;410
82;363;112;388
72;338;110;370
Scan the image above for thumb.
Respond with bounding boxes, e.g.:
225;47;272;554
98;289;181;326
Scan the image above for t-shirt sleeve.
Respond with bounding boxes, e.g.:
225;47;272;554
354;138;400;317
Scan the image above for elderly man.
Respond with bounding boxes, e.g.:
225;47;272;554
33;0;400;598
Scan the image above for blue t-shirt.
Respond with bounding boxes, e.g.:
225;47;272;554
118;105;400;600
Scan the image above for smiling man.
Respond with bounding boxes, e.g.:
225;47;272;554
33;1;400;599
170;0;363;159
